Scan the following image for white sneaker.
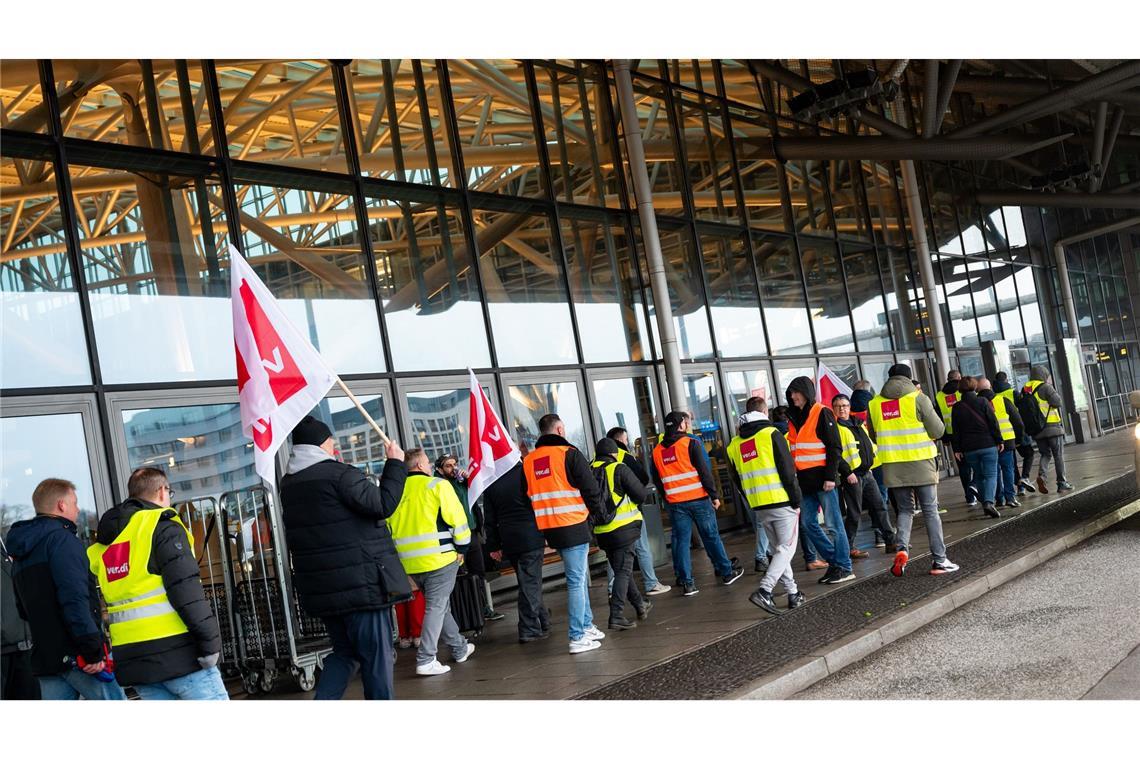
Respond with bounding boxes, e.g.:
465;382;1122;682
930;560;960;576
646;583;672;595
416;660;451;676
454;642;475;663
569;637;602;654
583;625;606;641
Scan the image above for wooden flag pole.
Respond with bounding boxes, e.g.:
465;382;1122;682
335;377;392;445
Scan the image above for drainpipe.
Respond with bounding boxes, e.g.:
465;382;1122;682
900;160;952;379
614;59;687;413
1052;215;1140;438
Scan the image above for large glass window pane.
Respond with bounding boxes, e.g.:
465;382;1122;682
880;246;924;351
841;242;891;352
676;96;740;224
679;370;740;529
724;367;773;418
309;394;390;476
700;232;767;357
1015;264;1046;344
449;60;543;198
774;363;815;403
969;258;1002;343
641;224;715;360
476;210;576;366
215;61;346;172
2;155;92;388
787;160;833;235
507;380;587;452
236;180;385;375
753;233;812;355
51;60;217;153
1;413;98;540
1071;272;1096;343
729;112;783;232
561;213;650;363
991;258;1025;345
367;195;490;371
860;359;894;390
620;82;687;216
591;376;659;472
405;386;494;465
800;237;855;353
940;256;979;348
1;60;47;133
73;163;233;384
121;403;257;503
347;60;454;186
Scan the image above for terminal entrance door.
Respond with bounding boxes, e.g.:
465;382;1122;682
395;373;498;466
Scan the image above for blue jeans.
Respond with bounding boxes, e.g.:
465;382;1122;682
997;446;1017;502
668;498;733;585
559;543;593;642
964;447;999;504
751;507;771;561
38;669;127;700
606;520;661;593
133;666;229;700
317;607;396;700
798;489;851;572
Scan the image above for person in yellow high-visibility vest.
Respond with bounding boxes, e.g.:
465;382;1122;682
1022;366;1072;493
977;377;1024;509
937;369;980;507
592;438;653;631
388;448;475;677
831;394;898;558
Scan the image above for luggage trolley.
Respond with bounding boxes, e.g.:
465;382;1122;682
219;486;331;694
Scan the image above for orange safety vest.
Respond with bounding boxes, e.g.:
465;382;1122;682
652;438;709;504
788;403;827;471
524;446;589;531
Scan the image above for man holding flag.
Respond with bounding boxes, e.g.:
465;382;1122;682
229;246;411;699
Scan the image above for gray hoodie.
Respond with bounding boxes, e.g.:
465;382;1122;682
286;444;335;474
866;375;945;488
1025;366;1065;440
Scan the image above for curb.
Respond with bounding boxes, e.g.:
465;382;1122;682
730;496;1140;700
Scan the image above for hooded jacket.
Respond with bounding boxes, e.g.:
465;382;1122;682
979;387;1024;442
1026;366;1065;439
651;430;718;502
867;375;945;487
592;454;649;551
950;390;1003;453
523;434;605;550
483;462;545;557
784;376;842;495
90;499;222;686
6;515;106;676
850;388;874;418
727;418;802;510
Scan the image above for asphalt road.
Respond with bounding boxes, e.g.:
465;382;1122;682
796;512;1140;700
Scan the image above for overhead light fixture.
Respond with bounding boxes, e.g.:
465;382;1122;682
787;68;898;122
1029;162;1097;190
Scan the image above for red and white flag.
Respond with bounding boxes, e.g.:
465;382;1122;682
465;368;520;505
231;246;337;482
816;361;853;408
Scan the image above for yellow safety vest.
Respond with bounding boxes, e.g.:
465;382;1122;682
991;394;1016;441
868;391;938;463
1024;380;1062;424
935;390;959;435
725;427;791;509
388;474;472;575
590;460;644;535
87;507;193;647
837;424;863;470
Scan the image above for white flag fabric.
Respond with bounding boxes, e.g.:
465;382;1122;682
816;361;854;408
231;246;337;482
465;368;521;506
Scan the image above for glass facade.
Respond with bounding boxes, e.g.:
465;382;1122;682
2;59;1137;523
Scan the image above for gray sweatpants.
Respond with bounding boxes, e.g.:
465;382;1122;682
410;560;468;667
755;506;799;595
1036;435;1067;483
891;484;948;563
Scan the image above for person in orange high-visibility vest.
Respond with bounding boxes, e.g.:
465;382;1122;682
523;413;607;655
651;411;743;597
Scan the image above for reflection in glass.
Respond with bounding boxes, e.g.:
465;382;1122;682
841;242;891;352
641;225;715;360
880;247;923;351
681;370;743;529
724;367;772;420
368;197;490;371
969;258;1002;343
508;381;586;453
1;156;92;388
0;60;47;133
701;232;766;357
775;364;814;402
860;360;894;390
991;259;1025;345
1015;265;1045;344
729;113;784;232
677;97;739;224
940;256;979;348
623;84;687;216
800;238;855;354
121;404;257;504
1;414;98;540
475;210;577;366
309;395;389;476
591;377;659;470
404;385;494;468
753;233;812;355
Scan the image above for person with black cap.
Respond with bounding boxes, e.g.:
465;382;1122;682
592;438;653;630
867;365;959;578
785;376;854;585
651;411;743;597
279;415;409;699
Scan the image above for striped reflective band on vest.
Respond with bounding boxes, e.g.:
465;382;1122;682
726;428;790;509
592;461;643;535
788;403;827;470
1024;380;1062;424
838;425;862;469
653;437;708;503
868;392;938;463
106;587;173;625
991;395;1015;440
524;446;589;530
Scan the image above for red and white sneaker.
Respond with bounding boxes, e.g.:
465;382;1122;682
891;550;909;577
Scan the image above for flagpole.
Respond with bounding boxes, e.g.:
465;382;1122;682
335;377;392;445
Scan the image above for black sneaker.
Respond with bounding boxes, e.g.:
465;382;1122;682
682;583;700;597
519;630;550;643
721;566;745;586
1057;481;1074;492
817;566;839;584
754;558;768;573
968;484;980;502
636;601;653;621
1007;498;1022;508
983;501;1001;519
484;609;506;622
787;591;806;609
822;568;855;584
608;616;637;630
749;589;781;615
1019;477;1036;493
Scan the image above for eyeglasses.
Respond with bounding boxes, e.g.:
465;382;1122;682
164;486;177;496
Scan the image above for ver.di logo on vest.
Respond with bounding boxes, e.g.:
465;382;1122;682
880;399;902;420
533;456;552;479
103;541;131;581
661;447;678;465
740;439;759;462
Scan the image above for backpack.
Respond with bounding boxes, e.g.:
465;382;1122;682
1016;386;1048;437
590;463;618;528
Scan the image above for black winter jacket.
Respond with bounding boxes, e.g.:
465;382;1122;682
593;458;649;552
979;388;1025;442
951;391;1004;453
785;377;842;495
483;463;545;558
6;515;105;676
523;435;605;550
651;432;718;502
90;499;222;686
280;457;411;618
727;419;801;510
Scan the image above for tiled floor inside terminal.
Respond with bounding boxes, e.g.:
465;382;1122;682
257;431;1138;700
